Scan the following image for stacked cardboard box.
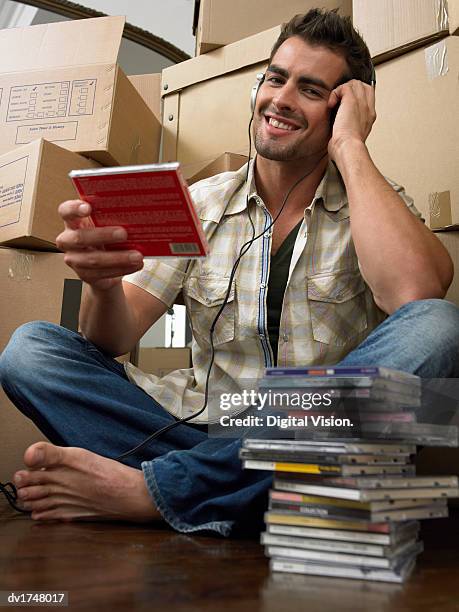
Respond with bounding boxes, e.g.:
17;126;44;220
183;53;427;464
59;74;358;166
0;16;162;484
193;0;459;58
193;0;351;55
0;15;162;250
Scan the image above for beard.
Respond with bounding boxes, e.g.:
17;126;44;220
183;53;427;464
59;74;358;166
253;114;304;161
253;120;331;164
254;132;300;161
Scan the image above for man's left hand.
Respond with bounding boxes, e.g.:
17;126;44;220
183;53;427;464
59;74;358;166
327;79;376;161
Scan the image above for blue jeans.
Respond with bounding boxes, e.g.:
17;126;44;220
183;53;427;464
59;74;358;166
1;299;459;537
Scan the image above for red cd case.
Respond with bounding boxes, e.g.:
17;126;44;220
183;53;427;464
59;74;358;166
69;162;209;257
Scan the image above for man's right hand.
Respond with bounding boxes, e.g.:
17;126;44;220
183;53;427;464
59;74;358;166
56;200;144;291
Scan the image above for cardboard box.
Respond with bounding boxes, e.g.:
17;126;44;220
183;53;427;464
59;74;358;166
128;73;162;125
0;138;99;250
194;0;351;55
353;0;450;62
366;36;459;223
137;347;191;377
450;0;459;34
162;26;279;179
0;16;160;166
188;152;248;184
429;191;459;230
0;249;81;482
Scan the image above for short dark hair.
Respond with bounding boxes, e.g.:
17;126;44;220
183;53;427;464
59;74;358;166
269;9;373;85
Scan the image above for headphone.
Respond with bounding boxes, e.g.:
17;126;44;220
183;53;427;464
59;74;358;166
250;72;265;113
250;62;376;114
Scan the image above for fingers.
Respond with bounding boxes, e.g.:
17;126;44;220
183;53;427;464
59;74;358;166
328;79;376;134
56;199;129;252
56;225;127;251
64;249;143;284
57;199;143;287
58;200;92;230
329;79;374;104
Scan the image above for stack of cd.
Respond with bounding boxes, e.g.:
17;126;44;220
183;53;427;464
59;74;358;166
240;366;459;583
255;365;458;445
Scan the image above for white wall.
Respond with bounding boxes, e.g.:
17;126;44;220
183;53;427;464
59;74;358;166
74;0;196;56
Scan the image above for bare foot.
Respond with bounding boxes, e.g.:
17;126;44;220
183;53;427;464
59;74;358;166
13;442;162;523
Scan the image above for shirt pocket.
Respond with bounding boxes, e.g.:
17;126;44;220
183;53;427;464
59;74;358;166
185;276;235;345
307;270;368;346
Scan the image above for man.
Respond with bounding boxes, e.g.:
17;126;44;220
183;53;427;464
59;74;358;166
1;9;458;535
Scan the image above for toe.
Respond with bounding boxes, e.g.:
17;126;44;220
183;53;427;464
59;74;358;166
14;468;58;489
24;442;65;469
32;506;96;522
23;495;69;513
17;483;62;501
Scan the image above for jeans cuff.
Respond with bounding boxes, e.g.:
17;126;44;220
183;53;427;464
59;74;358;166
141;458;234;537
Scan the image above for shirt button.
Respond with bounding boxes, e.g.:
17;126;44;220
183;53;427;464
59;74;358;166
259;333;265;339
282;334;289;342
260;282;266;289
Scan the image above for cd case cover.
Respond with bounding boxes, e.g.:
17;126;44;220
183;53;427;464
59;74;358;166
69;162;209;257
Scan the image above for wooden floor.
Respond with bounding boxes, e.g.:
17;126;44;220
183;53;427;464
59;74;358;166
1;506;459;611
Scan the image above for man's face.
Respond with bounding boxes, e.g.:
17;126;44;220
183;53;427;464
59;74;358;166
253;36;349;162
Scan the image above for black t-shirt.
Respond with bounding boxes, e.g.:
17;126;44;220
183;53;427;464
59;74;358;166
266;220;302;364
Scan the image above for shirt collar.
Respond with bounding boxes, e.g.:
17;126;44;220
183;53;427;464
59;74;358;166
221;156;349;218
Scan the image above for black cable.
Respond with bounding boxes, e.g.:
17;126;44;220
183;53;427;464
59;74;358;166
115;125;327;462
1;62;377;512
1;99;326;515
114;116;258;462
0;481;31;515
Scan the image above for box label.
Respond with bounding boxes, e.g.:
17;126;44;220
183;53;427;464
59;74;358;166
69;79;97;116
0;155;28;228
7;81;70;121
16;121;78;144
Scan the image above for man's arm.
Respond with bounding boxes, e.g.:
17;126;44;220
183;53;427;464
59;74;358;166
328;81;453;315
79;281;168;357
57;200;168;356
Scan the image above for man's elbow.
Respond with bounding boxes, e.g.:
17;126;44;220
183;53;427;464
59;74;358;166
377;282;451;316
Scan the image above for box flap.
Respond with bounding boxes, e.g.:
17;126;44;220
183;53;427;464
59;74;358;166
0;15;125;73
162;25;280;95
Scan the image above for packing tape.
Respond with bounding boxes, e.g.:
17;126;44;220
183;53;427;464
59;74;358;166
437;0;449;30
429;191;452;229
8;251;34;281
429;192;440;219
425;40;448;80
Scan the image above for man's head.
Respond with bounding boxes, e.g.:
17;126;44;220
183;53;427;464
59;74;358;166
252;9;373;164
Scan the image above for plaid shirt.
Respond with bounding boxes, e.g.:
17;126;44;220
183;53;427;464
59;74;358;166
124;160;422;424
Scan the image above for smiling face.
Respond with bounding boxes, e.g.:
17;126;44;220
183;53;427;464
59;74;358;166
253;36;349;163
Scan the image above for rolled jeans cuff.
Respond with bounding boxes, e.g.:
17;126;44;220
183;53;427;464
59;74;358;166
142;456;234;537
